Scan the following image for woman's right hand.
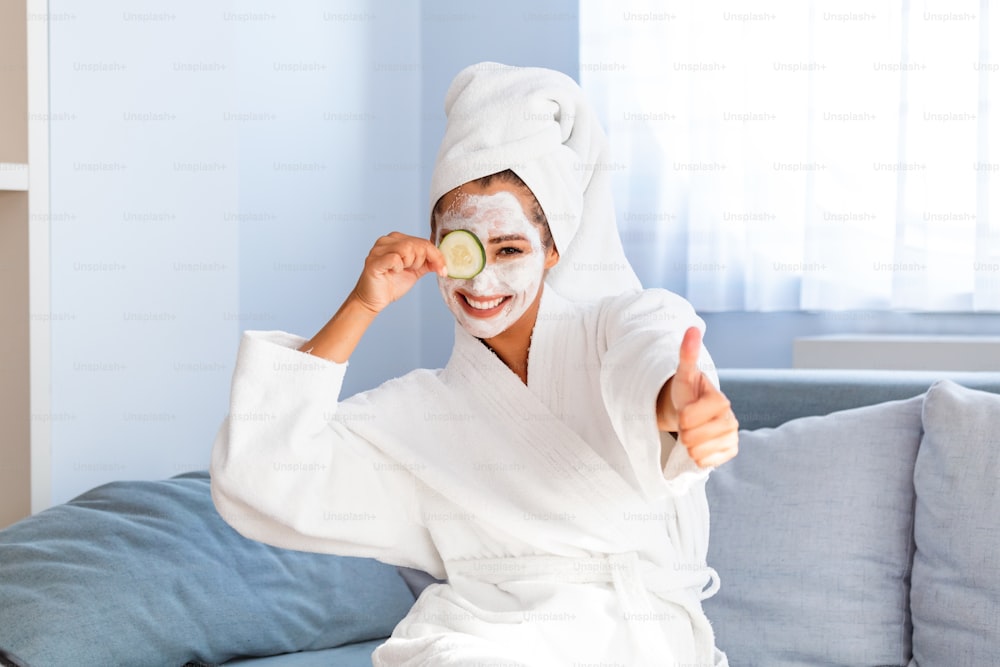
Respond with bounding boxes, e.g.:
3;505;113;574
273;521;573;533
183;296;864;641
350;232;448;315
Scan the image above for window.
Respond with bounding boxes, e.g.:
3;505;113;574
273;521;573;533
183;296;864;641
581;0;999;311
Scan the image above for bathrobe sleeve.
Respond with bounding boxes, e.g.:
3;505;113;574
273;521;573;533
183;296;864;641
597;288;720;499
210;330;445;578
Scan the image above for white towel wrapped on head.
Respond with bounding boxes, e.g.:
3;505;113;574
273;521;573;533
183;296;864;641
429;61;642;302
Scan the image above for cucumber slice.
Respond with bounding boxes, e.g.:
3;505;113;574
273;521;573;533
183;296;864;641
439;229;486;279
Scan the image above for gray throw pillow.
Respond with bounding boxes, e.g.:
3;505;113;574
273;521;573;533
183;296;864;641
911;381;1000;666
704;396;924;666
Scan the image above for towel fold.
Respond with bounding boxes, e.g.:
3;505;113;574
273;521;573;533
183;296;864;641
429;62;641;302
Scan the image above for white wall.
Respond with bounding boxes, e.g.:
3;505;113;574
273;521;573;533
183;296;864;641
45;0;578;507
47;0;422;505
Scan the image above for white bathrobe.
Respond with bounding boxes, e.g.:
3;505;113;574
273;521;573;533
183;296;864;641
211;285;729;667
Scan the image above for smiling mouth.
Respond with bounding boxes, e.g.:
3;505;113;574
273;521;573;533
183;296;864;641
459;293;512;317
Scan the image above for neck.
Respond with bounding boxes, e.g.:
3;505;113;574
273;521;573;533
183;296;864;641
481;285;545;385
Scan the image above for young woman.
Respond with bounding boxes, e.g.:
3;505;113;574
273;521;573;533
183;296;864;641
211;63;738;666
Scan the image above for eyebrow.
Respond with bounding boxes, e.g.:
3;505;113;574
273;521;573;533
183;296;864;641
488;234;529;244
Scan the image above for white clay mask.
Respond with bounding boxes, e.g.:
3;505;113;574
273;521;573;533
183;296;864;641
435;191;546;339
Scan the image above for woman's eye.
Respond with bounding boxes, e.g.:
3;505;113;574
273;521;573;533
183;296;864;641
498;247;523;256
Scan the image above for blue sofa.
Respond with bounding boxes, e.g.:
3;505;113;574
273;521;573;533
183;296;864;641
2;369;999;666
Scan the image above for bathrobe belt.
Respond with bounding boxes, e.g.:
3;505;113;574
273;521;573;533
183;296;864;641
446;551;720;661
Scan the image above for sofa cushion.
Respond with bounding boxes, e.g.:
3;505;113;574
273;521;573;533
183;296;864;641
0;471;415;667
704;395;923;666
219;638;385;666
911;381;1000;666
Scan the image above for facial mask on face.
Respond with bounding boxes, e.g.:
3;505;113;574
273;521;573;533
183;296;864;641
436;191;546;339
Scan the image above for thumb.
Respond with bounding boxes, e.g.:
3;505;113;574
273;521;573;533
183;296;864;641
677;326;702;382
672;327;705;410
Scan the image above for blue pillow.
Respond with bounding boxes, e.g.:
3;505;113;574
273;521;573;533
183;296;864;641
0;471;415;666
911;381;1000;666
220;639;386;666
705;396;924;666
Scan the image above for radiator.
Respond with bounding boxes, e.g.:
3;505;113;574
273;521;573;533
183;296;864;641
793;335;1000;371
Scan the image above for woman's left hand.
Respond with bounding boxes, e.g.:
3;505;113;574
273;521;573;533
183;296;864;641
657;327;740;468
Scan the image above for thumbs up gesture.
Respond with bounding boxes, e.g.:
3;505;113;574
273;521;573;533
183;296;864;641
656;327;740;469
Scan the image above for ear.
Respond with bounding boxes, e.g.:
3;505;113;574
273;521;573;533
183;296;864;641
544;244;560;270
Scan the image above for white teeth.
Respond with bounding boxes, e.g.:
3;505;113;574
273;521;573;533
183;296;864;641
465;296;504;310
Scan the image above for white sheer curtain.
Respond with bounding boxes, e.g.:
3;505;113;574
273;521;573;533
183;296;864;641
581;0;1000;311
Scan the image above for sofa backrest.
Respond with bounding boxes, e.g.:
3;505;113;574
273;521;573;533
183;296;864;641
718;368;1000;430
